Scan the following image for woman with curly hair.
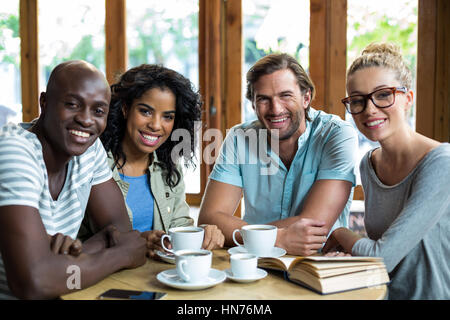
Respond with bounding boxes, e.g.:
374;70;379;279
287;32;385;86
80;64;224;259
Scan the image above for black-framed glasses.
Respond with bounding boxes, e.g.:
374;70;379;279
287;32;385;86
341;86;408;115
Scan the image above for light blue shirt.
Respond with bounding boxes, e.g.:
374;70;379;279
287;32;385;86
119;172;154;232
209;108;358;233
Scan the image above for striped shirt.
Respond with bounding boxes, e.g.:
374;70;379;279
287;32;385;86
0;122;112;299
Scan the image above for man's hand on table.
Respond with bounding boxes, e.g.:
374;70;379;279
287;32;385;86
200;224;225;251
105;225;147;268
276;218;328;256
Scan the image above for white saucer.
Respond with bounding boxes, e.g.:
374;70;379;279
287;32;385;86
156;268;226;290
227;246;287;258
156;250;175;264
225;268;267;283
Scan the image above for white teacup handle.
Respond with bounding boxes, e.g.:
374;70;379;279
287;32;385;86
232;229;244;247
178;260;190;282
161;234;173;253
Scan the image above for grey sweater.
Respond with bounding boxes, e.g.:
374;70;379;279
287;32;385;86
352;143;450;300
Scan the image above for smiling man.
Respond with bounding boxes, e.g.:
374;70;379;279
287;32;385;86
0;60;146;299
198;53;358;256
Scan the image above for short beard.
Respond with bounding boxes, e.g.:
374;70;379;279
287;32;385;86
269;109;303;141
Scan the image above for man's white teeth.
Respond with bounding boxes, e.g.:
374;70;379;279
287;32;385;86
367;119;385;127
270;118;287;123
142;134;158;142
70;130;90;138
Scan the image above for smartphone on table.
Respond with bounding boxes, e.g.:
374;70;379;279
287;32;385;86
98;289;167;300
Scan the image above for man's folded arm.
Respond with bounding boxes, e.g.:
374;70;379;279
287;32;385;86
0;204;145;300
80;178;133;254
198;179;246;247
270;179;353;232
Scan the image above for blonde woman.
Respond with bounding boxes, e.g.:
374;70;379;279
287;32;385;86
323;43;450;299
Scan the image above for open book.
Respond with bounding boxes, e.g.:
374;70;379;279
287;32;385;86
258;255;390;295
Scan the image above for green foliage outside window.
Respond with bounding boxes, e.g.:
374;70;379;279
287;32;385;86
127;10;198;69
348;13;418;84
0;13;19;66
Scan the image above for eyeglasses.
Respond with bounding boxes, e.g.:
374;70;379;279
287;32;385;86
341;86;408;115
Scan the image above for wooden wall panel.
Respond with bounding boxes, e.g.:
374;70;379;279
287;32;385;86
224;0;242;131
203;0;222;133
309;0;327;110
434;0;449;142
326;0;347;120
417;0;450;142
200;0;222;170
417;0;437;140
192;0;223;206
105;0;127;85
309;0;347;120
224;0;243;217
20;0;39;122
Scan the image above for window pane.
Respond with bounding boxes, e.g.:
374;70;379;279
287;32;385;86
126;0;199;86
38;0;106;94
0;1;21;125
243;0;310;122
127;0;200;194
347;0;418;185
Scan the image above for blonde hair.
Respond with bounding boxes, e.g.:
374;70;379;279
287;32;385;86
347;42;412;89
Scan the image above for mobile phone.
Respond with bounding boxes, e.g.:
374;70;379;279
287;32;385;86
98;289;167;300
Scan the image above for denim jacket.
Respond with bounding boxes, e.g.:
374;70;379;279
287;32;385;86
108;152;193;231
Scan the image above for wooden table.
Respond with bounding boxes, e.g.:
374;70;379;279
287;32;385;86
61;249;387;300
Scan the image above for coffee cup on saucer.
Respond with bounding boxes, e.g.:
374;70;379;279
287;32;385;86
174;249;212;283
232;224;277;256
230;253;257;278
161;226;204;253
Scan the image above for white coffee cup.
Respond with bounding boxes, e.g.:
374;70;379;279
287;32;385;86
232;224;277;256
161;226;204;253
175;249;212;283
230;253;257;278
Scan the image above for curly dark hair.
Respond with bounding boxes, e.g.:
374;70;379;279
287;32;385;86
101;64;202;188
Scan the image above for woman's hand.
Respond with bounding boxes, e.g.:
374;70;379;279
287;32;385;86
322;229;351;257
200;224;225;251
141;230;167;259
324;251;352;257
322;227;361;255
